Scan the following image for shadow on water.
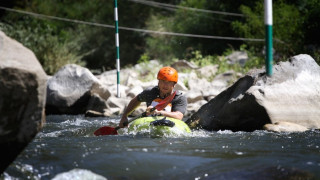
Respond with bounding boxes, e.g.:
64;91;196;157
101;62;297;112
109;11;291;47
2;115;320;180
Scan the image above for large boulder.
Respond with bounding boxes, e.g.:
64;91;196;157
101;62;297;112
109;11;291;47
0;31;47;173
46;64;99;114
186;54;320;132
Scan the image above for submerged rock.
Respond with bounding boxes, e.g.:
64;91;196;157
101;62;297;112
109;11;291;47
186;54;320;132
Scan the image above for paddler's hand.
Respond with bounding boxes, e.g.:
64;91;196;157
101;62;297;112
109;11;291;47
146;106;163;116
119;116;128;128
146;106;154;116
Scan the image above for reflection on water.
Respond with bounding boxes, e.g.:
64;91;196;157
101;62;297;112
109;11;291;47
2;115;320;180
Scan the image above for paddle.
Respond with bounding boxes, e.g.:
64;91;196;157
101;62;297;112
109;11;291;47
94;91;176;136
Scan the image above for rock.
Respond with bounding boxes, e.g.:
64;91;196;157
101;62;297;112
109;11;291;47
85;110;106;117
196;65;218;79
133;60;162;77
178;71;198;86
185;91;204;103
213;70;240;85
263;122;308;132
105;97;130;115
90;82;111;100
226;51;248;66
252;54;320;129
86;93;108;114
140;79;158;89
107;84;129;98
186;54;320;131
170;60;198;72
97;68;139;87
52;168;107;180
125;75;143;88
0;31;47;173
188;78;212;92
126;86;144;99
46;64;99;114
186;75;266;131
174;81;188;92
187;100;207;117
202;79;228;100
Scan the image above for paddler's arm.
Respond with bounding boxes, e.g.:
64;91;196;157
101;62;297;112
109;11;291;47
146;107;184;120
159;110;184;120
119;96;141;128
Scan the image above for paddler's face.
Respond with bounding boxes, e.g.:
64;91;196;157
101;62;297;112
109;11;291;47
158;80;175;96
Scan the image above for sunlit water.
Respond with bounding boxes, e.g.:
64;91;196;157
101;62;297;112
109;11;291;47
2;115;320;180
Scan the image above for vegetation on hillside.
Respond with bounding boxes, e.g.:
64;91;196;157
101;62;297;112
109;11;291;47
0;0;319;75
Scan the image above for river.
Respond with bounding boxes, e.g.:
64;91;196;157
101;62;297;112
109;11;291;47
2;115;320;180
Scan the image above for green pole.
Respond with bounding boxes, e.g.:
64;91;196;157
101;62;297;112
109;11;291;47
114;0;120;97
265;0;273;76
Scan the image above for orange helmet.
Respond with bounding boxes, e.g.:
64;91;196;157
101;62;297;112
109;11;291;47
157;67;178;83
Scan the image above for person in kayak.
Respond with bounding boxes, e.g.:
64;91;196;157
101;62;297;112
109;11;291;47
119;66;187;128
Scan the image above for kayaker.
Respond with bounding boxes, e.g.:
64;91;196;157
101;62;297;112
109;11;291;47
119;66;187;128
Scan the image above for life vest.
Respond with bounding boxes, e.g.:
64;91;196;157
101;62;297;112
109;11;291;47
150;98;172;112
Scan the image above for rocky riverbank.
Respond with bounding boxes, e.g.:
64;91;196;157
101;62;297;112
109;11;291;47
45;60;240;118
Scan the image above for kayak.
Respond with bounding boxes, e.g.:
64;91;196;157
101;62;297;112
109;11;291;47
127;116;191;137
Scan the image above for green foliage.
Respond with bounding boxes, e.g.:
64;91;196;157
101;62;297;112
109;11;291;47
1;0;320;74
0;17;85;75
188;44;264;80
232;1;305;60
138;53;151;64
190;51;217;67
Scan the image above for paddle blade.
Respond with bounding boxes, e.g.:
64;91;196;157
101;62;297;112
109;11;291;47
155;91;176;111
94;126;118;136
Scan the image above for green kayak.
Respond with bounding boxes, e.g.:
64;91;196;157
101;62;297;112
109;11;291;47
127;116;191;137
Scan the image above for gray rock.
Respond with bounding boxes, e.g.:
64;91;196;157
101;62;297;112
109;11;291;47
186;54;320;132
196;65;218;79
185;91;204;103
46;64;99;114
86;93;108;114
90;82;111;100
0;31;47;173
170;60;198;72
97;68;139;86
126;86;144;99
226;51;248;66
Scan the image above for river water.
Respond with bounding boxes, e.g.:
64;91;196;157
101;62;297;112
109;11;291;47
2;115;320;180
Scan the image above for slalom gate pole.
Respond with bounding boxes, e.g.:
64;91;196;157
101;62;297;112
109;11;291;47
264;0;273;76
114;0;121;97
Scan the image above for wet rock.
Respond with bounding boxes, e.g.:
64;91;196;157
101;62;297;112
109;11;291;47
0;31;47;173
186;54;320;132
186;75;269;131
